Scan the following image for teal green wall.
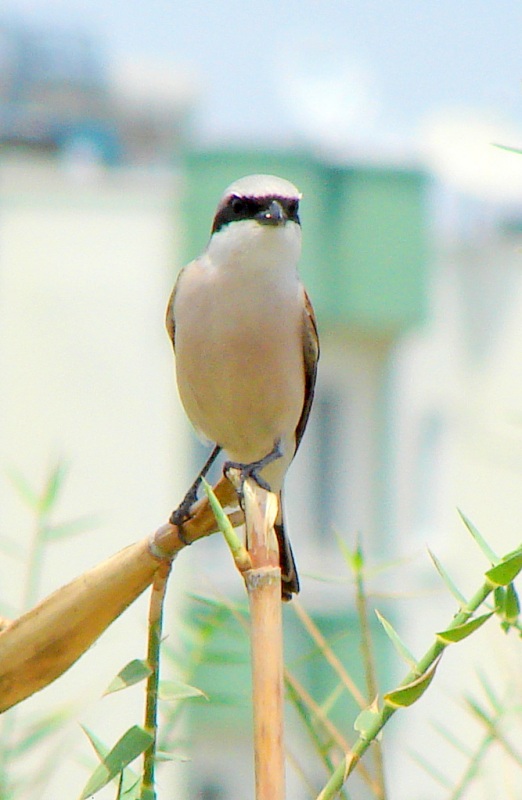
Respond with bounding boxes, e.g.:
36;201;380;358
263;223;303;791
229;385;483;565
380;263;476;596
187;601;395;736
181;150;429;337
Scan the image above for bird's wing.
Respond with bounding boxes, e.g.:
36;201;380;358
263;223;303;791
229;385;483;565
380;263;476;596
295;287;320;452
165;266;186;350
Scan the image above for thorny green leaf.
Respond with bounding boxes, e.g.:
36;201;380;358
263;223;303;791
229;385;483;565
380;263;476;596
80;726;140;797
104;660;153;695
458;510;499;565
375;609;417;669
80;725;152;799
485;550;522;587
384;657;442;709
435;612;493;644
428;548;467;606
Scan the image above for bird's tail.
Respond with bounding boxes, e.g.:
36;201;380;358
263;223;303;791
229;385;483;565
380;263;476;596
274;495;300;600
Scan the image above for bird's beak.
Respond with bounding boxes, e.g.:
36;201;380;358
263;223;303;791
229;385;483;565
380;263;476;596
255;199;285;226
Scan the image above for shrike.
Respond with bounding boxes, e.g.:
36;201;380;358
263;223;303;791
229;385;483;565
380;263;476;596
166;174;319;600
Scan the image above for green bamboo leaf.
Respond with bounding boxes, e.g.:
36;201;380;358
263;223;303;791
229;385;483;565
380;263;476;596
428;548;467;606
158;679;207;701
80;726;140;796
336;533;364;575
155;751;174;762
384;656;441;709
494;586;506;613
464;697;494;728
435;612;493;644
201;478;249;566
485;550;522;587
375;609;417;669
504;582;520;623
458;510;499;565
121;779;142;799
6;467;39;510
354;698;380;740
81;724;116;756
39;462;68;515
118;775;141;800
104;660;152;695
79;725;153;799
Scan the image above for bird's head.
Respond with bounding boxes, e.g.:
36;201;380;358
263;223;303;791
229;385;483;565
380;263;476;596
207;174;302;270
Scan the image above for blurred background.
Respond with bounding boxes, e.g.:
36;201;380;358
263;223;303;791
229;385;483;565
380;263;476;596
2;2;522;799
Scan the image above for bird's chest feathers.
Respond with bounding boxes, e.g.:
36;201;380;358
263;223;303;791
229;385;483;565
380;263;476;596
192;263;300;371
174;230;305;453
176;252;302;411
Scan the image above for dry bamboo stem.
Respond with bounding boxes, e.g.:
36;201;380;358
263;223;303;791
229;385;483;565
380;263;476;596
242;481;285;800
0;476;242;713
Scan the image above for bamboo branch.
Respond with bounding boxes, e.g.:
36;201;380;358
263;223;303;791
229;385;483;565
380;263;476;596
0;476;242;713
316;546;522;800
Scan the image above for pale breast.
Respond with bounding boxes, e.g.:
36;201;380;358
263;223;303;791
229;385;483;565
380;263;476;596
173;256;305;463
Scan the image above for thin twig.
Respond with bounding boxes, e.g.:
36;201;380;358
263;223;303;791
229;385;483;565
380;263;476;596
141;561;172;799
292;601;366;708
353;551;387;798
285;671;379;796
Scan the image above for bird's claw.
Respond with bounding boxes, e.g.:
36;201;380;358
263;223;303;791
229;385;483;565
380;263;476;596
223;440;282;498
169;486;199;544
224;461;272;493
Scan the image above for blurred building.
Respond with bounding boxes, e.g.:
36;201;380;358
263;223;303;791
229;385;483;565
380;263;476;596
0;19;193;166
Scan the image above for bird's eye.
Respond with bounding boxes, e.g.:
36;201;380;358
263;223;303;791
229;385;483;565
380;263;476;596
287;199;299;218
230;196;246;215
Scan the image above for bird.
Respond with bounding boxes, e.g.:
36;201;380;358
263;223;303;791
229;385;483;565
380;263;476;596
166;174;319;600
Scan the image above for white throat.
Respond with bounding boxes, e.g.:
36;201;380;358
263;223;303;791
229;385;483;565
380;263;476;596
206;218;302;275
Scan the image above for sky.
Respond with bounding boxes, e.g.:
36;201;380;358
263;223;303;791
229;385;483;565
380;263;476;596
3;1;522;196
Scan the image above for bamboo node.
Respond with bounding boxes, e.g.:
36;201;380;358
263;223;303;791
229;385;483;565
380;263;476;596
244;566;281;593
147;528;180;562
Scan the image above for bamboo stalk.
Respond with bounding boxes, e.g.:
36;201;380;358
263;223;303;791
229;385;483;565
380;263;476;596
0;538;157;713
0;475;242;713
141;561;172;799
242;480;285;800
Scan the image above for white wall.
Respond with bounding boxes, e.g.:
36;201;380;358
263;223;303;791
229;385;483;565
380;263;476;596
0;156;192;799
388;227;522;800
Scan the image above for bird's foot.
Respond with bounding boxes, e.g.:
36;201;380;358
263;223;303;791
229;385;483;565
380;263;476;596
169;485;200;545
169;444;223;545
223;439;282;497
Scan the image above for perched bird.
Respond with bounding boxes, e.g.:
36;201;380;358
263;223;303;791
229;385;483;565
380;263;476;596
166;174;319;600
